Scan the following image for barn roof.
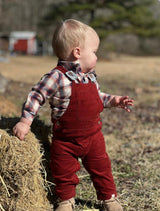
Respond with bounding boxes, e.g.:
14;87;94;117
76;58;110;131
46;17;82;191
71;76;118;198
10;31;36;39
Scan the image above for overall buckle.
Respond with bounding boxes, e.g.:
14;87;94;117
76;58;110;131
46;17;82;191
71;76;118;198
65;71;78;82
88;73;96;82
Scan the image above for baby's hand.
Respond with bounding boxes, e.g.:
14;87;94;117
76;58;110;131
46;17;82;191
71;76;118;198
111;96;134;112
13;118;31;140
117;96;134;112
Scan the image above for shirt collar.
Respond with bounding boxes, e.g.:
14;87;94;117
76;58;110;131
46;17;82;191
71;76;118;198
57;60;81;73
57;60;96;76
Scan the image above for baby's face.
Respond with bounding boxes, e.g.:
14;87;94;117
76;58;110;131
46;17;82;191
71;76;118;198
78;30;99;73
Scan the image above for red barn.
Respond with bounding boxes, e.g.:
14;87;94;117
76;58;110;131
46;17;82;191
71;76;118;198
9;31;37;54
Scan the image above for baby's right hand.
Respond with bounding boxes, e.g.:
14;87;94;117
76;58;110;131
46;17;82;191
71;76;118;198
13;118;31;140
13;122;30;140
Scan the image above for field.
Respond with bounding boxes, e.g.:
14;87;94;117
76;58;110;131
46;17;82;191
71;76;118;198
0;55;160;210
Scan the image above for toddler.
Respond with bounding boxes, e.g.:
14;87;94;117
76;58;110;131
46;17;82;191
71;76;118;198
13;19;133;211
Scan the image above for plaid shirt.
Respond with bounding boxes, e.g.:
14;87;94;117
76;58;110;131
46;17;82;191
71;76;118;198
22;61;112;122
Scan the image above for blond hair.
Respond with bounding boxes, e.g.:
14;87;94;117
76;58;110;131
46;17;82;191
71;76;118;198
52;19;94;60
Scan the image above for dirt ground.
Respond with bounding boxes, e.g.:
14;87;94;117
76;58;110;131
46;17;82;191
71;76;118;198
0;55;160;210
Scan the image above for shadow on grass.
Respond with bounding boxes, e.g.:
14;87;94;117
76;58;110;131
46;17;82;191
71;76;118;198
76;198;102;210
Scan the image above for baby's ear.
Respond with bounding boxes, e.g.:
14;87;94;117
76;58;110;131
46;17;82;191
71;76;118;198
72;47;81;59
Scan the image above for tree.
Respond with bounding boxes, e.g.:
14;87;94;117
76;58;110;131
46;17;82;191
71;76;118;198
0;0;52;33
93;0;160;38
40;0;160;38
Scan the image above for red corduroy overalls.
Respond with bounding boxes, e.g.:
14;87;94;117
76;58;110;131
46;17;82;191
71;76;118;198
51;66;117;200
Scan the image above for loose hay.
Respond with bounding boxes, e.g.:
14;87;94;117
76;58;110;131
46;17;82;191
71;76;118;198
0;129;53;211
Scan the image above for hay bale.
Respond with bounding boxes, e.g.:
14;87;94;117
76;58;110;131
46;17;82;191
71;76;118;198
0;129;53;211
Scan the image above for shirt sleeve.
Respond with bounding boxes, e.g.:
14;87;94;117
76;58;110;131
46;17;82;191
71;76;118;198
95;81;112;108
22;69;60;122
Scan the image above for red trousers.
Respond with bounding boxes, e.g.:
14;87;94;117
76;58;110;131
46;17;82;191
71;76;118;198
51;130;117;200
51;65;117;201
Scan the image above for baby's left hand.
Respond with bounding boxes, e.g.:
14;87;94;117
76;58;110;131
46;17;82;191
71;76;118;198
112;96;134;112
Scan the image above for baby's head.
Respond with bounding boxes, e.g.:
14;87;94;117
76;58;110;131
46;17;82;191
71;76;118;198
52;19;98;61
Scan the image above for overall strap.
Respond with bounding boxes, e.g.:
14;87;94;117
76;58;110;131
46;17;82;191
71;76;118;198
55;66;79;83
55;66;67;74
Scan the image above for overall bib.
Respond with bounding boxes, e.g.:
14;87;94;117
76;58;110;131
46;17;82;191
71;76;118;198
51;66;117;200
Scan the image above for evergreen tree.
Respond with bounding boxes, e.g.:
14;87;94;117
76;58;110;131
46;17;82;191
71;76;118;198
40;0;160;38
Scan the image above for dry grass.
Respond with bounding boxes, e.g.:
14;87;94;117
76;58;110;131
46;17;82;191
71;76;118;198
0;56;57;84
106;125;160;211
0;96;19;116
0;55;160;84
